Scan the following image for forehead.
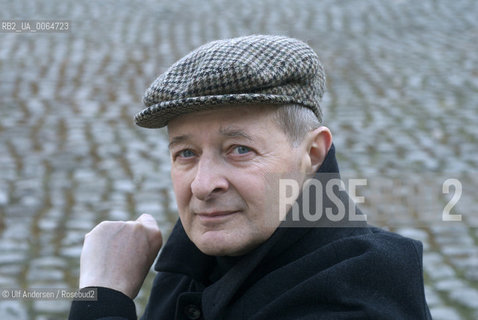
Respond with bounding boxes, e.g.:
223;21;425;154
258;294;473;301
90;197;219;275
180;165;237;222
167;104;279;137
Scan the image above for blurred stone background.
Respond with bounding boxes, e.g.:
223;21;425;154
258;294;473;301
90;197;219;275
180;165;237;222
0;0;477;319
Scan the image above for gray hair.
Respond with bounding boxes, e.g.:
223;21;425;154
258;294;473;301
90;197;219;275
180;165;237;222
272;104;321;147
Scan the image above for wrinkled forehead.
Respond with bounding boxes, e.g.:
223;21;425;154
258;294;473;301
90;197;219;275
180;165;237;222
166;104;280;135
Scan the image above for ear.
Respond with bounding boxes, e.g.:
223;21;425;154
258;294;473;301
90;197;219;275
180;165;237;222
306;126;332;173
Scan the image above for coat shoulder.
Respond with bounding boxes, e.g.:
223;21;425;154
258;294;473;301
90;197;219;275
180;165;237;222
358;226;423;265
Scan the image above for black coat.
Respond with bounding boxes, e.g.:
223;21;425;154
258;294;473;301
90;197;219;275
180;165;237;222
70;146;432;320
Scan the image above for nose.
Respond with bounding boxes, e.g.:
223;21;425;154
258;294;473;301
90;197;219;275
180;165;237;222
191;156;229;201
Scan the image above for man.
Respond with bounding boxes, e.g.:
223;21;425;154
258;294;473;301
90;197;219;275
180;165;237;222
69;35;431;319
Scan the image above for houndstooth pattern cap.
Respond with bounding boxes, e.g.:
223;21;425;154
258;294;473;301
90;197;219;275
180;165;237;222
134;35;326;128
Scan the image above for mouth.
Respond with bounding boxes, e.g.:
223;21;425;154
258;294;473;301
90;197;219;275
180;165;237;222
195;210;240;222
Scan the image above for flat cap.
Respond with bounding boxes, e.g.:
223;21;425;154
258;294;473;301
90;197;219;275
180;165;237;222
134;35;325;128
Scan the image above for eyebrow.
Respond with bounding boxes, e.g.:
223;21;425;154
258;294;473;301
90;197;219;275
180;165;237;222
168;135;191;150
168;127;254;150
218;127;254;141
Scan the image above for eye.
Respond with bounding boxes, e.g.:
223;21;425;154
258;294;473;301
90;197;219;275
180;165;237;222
232;145;252;155
177;149;196;158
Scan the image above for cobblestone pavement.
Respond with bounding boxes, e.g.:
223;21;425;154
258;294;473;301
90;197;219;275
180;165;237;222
0;0;477;319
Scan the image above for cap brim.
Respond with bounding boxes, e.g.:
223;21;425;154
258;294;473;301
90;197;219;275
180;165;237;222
134;93;306;128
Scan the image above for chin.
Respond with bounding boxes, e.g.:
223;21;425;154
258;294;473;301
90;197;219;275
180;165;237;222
197;242;243;256
196;236;263;257
193;230;268;257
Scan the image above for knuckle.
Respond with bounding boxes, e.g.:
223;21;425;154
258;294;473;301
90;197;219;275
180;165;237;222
96;220;114;229
93;220;133;235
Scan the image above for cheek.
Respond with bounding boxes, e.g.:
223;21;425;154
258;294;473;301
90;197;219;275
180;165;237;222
232;174;267;213
171;170;191;210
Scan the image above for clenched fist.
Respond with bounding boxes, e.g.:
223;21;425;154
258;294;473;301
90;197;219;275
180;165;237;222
79;214;163;299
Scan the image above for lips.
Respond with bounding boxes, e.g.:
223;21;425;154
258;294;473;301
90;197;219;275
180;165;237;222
197;210;237;217
195;210;239;222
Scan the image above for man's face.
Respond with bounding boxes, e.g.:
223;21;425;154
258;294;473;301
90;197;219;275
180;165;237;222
167;105;309;256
